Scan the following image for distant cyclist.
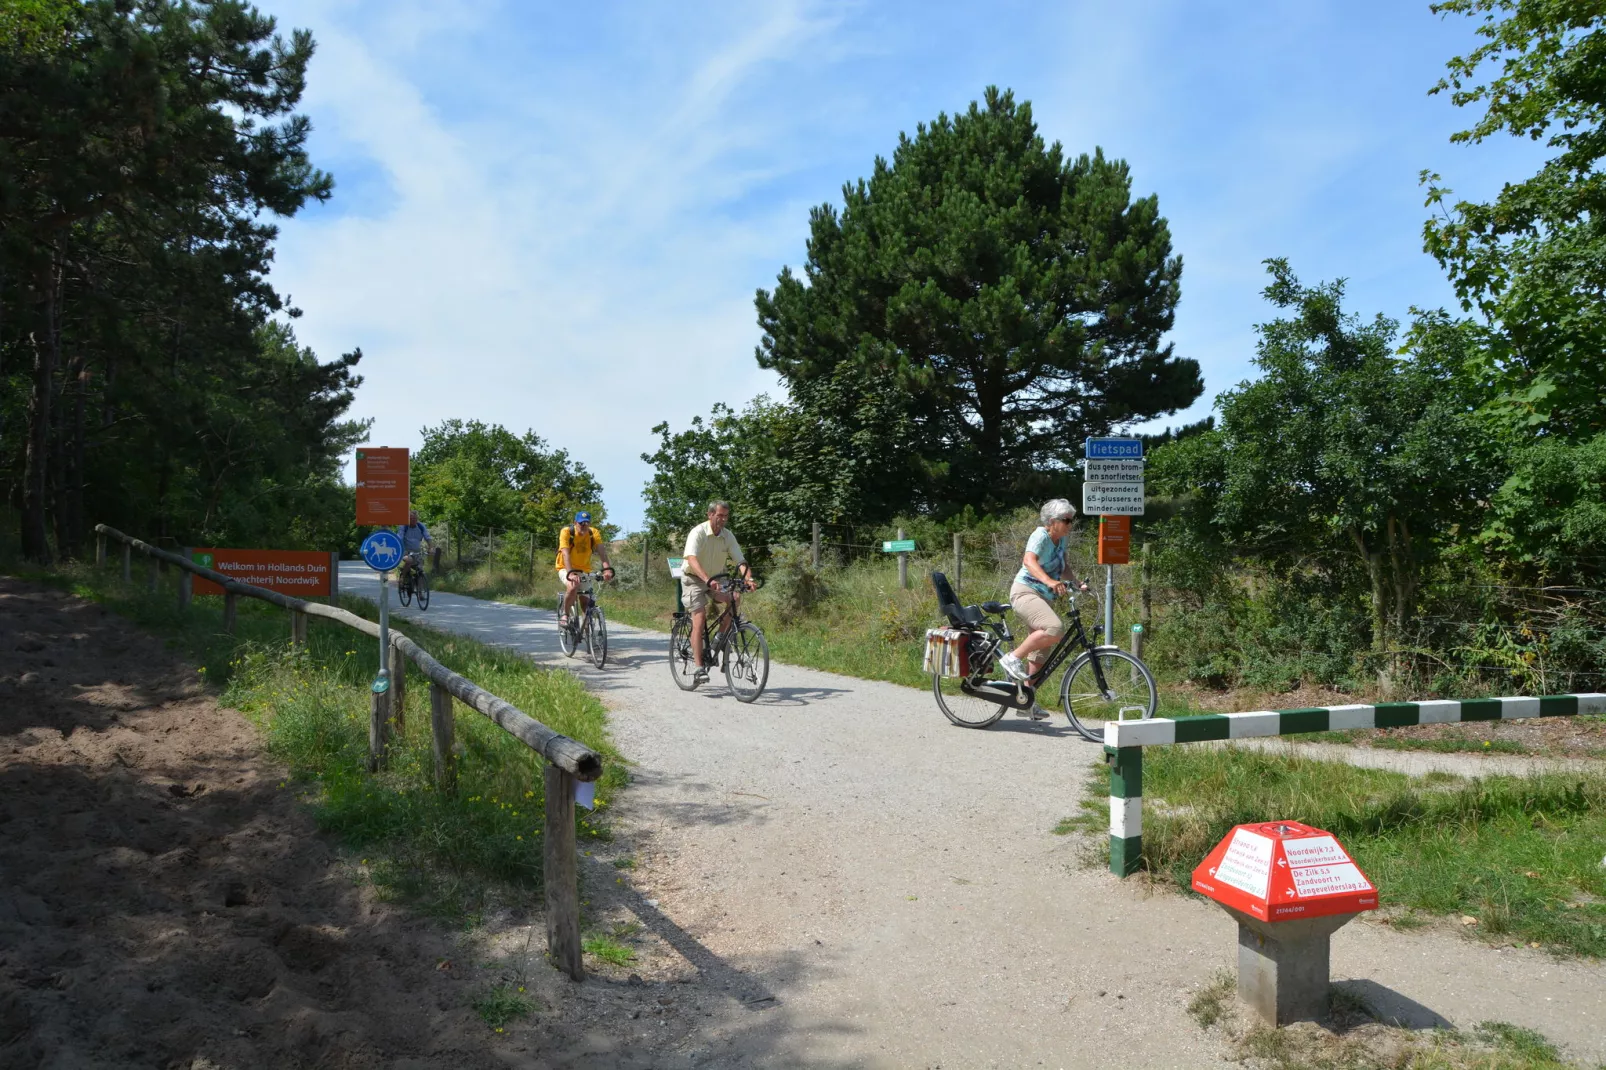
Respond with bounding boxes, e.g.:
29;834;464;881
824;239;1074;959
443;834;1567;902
396;509;433;586
557;511;614;618
682;500;754;684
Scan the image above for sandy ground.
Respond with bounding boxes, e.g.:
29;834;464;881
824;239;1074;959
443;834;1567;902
343;565;1606;1069
0;576;752;1070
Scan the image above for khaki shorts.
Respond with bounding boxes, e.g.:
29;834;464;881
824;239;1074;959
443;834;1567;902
1009;582;1064;637
681;577;713;613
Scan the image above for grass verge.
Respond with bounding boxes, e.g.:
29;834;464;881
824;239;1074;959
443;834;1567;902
1066;747;1606;956
14;560;625;924
1188;970;1592;1069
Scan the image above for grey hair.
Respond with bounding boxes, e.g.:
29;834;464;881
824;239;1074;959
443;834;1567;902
1040;498;1076;525
707;500;731;515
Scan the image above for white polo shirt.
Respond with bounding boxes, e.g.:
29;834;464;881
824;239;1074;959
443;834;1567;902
683;521;745;582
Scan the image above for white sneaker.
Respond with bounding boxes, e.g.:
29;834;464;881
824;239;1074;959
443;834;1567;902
998;653;1028;682
1015;704;1051;721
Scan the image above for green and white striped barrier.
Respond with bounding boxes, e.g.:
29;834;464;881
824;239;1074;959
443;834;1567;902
1103;693;1606;877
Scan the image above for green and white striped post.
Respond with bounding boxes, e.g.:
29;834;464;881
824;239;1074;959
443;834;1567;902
1107;745;1143;876
1104;693;1606;877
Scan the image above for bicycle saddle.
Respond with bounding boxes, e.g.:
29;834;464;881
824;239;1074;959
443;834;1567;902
980;601;1011;615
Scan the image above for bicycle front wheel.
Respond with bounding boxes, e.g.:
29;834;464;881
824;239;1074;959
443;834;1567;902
932;672;1008;728
724;621;769;702
416;570;430;610
1060;648;1157;743
586;607;608;668
668;615;699;690
397;574;412;607
556;595;578;657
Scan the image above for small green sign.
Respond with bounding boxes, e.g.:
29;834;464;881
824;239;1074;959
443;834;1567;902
370;676;390;694
192;552;214;568
882;539;917;553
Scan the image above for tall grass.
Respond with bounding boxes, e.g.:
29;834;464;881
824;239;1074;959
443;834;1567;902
1070;746;1606;956
27;561;624;920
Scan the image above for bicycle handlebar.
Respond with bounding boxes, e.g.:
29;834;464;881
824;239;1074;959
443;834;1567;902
707;571;762;593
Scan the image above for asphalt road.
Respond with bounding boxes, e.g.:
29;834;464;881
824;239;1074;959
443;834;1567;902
339;564;1606;1069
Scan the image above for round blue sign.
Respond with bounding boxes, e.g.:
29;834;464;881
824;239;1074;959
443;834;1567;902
360;530;404;572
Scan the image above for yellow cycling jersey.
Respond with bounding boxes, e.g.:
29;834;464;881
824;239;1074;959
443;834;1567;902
554;525;605;572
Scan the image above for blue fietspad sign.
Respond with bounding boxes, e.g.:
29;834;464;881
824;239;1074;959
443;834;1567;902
1085;437;1143;459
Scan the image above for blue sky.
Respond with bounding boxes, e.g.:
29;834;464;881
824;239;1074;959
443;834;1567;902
266;0;1545;534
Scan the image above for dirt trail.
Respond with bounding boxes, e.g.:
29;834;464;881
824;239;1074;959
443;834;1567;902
343;565;1606;1069
0;576;723;1070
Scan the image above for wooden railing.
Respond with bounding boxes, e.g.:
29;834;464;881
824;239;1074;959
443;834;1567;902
94;524;601;980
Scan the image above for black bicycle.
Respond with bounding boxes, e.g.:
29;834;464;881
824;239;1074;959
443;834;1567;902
397;551;431;610
668;572;769;702
926;571;1155;741
557;569;609;668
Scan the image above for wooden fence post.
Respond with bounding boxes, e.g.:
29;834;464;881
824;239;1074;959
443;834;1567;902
430;682;456;795
641;535;650;590
121;543;131;583
147;555;159;592
291;609;308;646
329;552;340;604
389;640;406;732
223;593;237;634
897;527;909;589
543;763;584;981
96;532;106;566
953;531;962;596
178;548;192;611
811;521;821;570
369;686;390;772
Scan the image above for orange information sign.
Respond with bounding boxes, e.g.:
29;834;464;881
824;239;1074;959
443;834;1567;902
1098;515;1131;565
191;549;333;597
356;447;409;525
1191;820;1379;922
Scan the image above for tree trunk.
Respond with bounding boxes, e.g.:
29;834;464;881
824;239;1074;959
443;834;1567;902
1350;525;1391;694
21;260;59;563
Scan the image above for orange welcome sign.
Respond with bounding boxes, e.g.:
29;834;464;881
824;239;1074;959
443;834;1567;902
355;447;409;525
191;549;334;597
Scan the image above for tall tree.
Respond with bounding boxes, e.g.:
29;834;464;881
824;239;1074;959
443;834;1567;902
1148;262;1493;667
755;86;1202;514
1424;0;1606;439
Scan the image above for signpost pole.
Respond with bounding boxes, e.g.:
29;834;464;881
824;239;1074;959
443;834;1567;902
1104;563;1115;642
897;528;908;589
370;572;392;771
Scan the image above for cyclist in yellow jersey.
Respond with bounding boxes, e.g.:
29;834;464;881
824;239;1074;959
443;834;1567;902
556;511;613;618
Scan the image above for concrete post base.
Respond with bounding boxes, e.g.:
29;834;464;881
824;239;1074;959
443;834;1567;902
1218;905;1358;1026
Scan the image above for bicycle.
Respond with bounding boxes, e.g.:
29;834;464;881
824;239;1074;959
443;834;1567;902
925;571;1155;741
668;572;769;702
397;551;431;610
556;569;610;668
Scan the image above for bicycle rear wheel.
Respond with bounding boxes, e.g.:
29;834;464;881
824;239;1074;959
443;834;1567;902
724;621;769;702
668;614;699;689
556;595;578;657
416;569;430;610
1060;648;1157;743
585;607;608;668
932;673;1008;728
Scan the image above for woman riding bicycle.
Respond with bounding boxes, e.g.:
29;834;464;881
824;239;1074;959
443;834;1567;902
997;498;1090;719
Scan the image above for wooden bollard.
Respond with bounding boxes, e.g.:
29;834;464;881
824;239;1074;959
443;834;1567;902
96;533;106;567
291;609;308;646
178;548;192;611
121;543;131;583
223;593;237;634
544;763;584;981
430;682;456;795
369;686;390;772
389;641;406;732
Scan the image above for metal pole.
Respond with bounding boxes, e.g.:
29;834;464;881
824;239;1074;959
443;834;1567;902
378;572;391;683
897;527;908;589
1104;563;1115;643
811;521;821;570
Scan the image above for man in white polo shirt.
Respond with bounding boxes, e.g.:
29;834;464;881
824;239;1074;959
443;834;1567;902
682;500;754;685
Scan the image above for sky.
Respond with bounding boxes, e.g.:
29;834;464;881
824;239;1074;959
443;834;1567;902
264;0;1547;533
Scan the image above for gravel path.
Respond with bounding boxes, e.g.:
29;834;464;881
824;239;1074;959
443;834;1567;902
342;565;1606;1069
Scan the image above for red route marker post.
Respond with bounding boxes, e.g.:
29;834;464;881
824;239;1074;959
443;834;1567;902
356;448;410;527
1191;821;1378;1026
